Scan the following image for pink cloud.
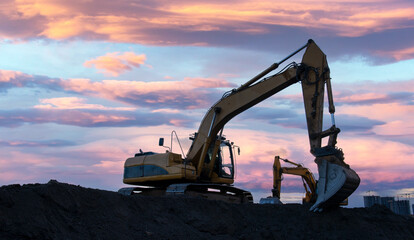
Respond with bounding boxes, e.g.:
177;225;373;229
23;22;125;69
184;77;236;88
0;139;75;147
84;52;147;76
372;120;411;136
339;103;414;135
59;77;235;94
0;125;193;187
0;108;196;128
34;97;136;111
0;69;24;82
218;127;414;191
92;160;123;174
357;171;413;185
0;117;413;197
0;69;33;87
336;92;389;104
375;46;414;61
0;69;236;109
57;77;234;108
337;80;414;100
0;137;133;187
340;137;414;168
276;79;414;106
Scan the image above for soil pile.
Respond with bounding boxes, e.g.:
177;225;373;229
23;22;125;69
0;180;413;240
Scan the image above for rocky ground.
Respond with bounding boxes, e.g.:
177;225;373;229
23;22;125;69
0;180;413;240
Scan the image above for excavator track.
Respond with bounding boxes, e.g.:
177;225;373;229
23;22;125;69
119;184;254;204
166;183;253;203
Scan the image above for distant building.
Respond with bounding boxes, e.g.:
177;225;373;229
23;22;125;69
412;204;414;215
364;195;381;208
394;200;411;216
363;195;412;215
380;197;395;211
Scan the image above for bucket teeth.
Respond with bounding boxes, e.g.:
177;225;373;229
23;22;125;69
310;158;360;212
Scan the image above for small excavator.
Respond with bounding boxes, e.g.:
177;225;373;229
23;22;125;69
119;40;360;211
260;156;317;205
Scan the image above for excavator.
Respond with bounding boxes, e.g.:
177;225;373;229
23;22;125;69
119;39;360;211
259;156;317;205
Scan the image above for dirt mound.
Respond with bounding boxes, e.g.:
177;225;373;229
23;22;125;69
0;180;413;240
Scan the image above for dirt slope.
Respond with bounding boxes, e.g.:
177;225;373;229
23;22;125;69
0;180;413;240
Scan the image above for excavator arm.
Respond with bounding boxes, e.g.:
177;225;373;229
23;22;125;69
186;39;360;210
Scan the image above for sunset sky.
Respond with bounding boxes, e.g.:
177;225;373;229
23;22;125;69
1;0;413;208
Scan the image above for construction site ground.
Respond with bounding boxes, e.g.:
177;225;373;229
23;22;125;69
1;180;413;240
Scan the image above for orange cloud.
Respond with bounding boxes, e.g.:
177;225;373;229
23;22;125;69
2;0;412;43
84;52;147;76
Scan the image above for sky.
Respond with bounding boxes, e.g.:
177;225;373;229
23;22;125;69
0;0;413;208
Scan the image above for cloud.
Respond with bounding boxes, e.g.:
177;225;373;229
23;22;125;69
0;108;195;128
372;121;411;136
240;107;297;121
0;139;76;147
0;69;236;109
237;106;385;133
273;79;414;107
1;69;411;138
0;118;413;200
0;69;45;90
335;89;414;106
0;137;132;188
376;46;414;61
34;97;136;111
84;52;147;76
221;126;414;194
1;0;413;62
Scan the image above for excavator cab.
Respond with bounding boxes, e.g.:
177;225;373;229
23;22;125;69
199;136;236;180
216;140;235;178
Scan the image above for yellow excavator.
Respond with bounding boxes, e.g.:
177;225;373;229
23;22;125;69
260;156;349;207
119;39;360;211
259;156;317;205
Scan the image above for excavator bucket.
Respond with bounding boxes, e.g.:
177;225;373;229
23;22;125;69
310;156;360;212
